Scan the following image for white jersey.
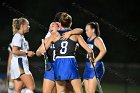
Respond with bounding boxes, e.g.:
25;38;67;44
45;31;51;39
10;33;31;79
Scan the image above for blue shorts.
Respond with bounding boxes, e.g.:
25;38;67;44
44;62;55;81
83;61;105;80
54;56;80;80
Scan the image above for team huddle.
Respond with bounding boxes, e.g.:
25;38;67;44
7;12;107;93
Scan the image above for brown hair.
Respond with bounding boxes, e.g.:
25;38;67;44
12;17;27;35
59;12;72;28
87;22;100;36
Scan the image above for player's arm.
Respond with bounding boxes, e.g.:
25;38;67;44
12;46;27;56
94;37;107;63
77;35;95;62
44;35;54;51
12;46;35;57
70;28;83;35
62;28;83;40
36;22;58;56
12;34;35;57
36;38;48;56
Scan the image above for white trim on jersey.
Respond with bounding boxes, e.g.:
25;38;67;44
56;56;75;58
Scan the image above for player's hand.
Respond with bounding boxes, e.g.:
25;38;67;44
89;57;96;67
39;49;46;55
36;49;46;56
89;56;94;62
61;31;71;40
27;51;35;57
36;47;46;56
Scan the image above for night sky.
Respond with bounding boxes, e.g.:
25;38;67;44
0;0;139;63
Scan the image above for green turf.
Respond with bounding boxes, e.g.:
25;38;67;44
35;81;140;93
102;83;140;93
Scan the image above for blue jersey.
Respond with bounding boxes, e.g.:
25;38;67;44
87;37;100;58
44;35;55;80
53;28;80;80
54;29;76;56
47;44;55;62
83;37;105;80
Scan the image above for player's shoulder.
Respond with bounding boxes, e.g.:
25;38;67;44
12;33;23;42
94;36;103;43
13;33;22;39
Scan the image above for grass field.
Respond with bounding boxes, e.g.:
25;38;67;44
35;81;140;93
102;83;140;93
0;78;139;93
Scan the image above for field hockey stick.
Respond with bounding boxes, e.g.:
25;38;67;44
90;60;104;93
42;39;51;71
42;39;47;71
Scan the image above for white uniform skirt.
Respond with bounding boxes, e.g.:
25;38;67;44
10;57;31;79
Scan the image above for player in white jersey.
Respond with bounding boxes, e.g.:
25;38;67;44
7;44;26;93
10;18;35;93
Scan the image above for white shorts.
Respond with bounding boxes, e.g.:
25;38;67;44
10;57;31;79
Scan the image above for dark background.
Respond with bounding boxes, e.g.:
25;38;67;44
0;0;139;63
0;0;140;93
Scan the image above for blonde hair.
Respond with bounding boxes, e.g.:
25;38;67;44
12;17;27;35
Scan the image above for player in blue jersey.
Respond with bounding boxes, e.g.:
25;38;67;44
44;12;94;93
36;12;83;93
83;22;107;93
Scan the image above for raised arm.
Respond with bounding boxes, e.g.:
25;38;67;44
36;38;48;56
62;28;83;40
36;36;53;57
70;28;83;35
36;22;58;56
44;35;54;51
